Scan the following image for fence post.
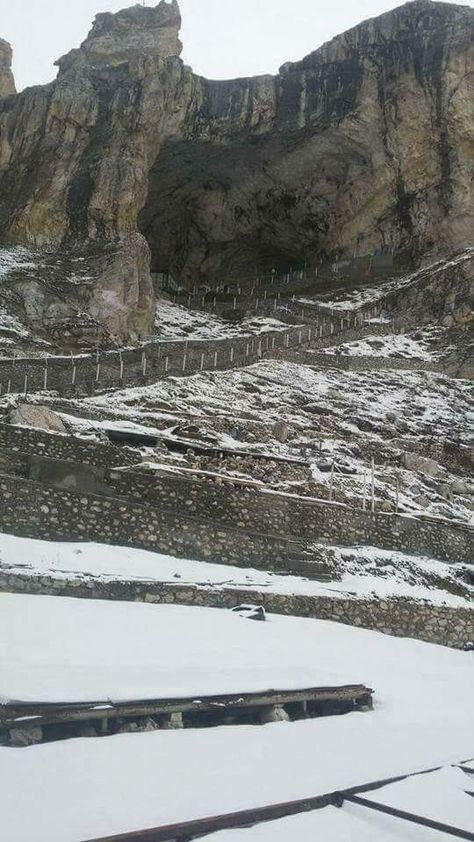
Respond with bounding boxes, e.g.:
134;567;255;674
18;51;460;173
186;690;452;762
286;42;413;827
329;461;335;501
233;297;237;311
246;344;249;358
230;347;234;363
182;353;187;373
7;379;11;394
165;356;169;373
141;351;147;377
371;457;375;513
24;374;28;399
43;360;48;391
214;351;218;368
119;352;124;382
362;471;367;511
71;364;76;386
200;352;204;371
96;351;101;383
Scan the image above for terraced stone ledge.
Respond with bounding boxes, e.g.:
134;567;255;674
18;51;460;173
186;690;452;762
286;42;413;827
1;571;471;650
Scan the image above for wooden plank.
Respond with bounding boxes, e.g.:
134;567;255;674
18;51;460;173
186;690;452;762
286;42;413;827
80;765;442;842
344;793;474;841
1;684;372;728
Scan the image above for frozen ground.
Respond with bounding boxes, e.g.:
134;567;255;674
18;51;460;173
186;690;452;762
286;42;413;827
0;534;471;607
0;595;471;842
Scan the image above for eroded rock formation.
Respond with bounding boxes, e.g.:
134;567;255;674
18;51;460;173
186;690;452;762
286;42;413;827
0;0;472;341
0;39;15;97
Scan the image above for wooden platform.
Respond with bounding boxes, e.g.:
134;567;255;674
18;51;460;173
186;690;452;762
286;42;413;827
1;683;373;741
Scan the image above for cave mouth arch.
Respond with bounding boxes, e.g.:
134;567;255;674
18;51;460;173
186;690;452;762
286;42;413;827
138;136;315;291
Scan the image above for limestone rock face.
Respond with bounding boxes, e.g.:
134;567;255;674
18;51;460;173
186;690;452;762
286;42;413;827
55;0;182;73
0;0;472;340
0;39;15;97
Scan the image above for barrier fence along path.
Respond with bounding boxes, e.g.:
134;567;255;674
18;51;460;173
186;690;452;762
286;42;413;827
0;302;389;397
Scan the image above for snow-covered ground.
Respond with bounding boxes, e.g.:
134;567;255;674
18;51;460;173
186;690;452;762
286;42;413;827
66;359;472;522
319;328;453;361
298;249;473;313
203;766;473;841
0;534;470;607
155;298;288;339
0;594;471;842
1;592;369;704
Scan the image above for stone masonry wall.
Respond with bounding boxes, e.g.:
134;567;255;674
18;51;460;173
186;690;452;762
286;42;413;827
1;570;471;650
0;474;310;570
0;424;142;469
0;304;387;396
1;444;473;564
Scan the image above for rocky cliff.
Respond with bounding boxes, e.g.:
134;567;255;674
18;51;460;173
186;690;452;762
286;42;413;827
0;0;472;342
0;39;15;97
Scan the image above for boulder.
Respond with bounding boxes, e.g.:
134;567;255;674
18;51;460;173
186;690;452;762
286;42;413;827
403;452;444;478
9;725;43;747
259;705;290;725
8;403;67;433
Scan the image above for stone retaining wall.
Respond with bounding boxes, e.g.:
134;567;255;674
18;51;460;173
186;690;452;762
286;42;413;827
0;307;395;397
1;570;471;649
0;424;141;469
0;474;311;571
1;446;473;563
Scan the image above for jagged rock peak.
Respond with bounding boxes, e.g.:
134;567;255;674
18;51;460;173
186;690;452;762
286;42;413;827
280;0;474;72
55;1;182;74
0;38;16;96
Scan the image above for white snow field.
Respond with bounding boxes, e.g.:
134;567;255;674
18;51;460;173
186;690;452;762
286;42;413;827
0;533;470;607
0;592;367;704
0;593;472;842
204;765;474;841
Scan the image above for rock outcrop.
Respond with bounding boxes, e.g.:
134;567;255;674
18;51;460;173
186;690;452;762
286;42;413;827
0;0;472;341
0;39;15;97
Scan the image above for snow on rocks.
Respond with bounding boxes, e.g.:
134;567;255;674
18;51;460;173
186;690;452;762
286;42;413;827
319;328;451;361
155;298;288;340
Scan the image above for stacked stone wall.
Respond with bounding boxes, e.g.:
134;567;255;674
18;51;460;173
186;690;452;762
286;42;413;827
0;474;310;570
1;440;472;564
0;424;141;468
1;570;471;650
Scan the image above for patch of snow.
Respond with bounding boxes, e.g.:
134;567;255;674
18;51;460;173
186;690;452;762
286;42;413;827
0;534;470;609
0;597;471;841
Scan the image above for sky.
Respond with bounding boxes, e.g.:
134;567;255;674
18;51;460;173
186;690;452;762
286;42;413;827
1;0;472;92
